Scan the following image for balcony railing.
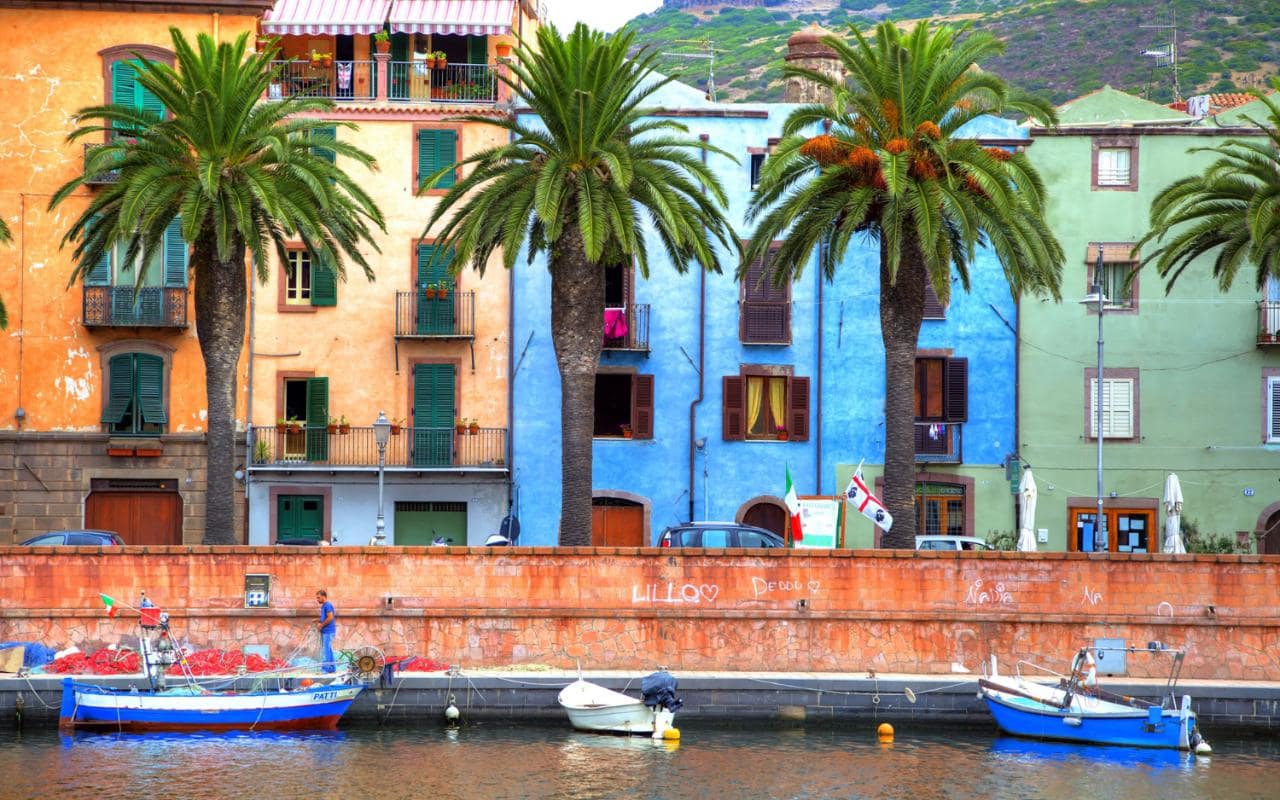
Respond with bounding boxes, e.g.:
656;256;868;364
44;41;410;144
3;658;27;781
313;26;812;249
268;60;376;101
394;291;476;338
739;301;792;344
249;425;507;469
914;422;962;463
83;286;188;328
1258;301;1280;346
83;143;120;185
389;62;497;103
603;304;650;352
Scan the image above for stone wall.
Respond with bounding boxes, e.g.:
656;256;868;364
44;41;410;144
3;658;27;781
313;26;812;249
0;432;243;545
1;548;1276;679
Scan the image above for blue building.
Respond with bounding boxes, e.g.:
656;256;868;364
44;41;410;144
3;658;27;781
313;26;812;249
511;33;1026;547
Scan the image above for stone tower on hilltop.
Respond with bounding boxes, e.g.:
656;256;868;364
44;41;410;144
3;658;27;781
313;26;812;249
784;23;844;104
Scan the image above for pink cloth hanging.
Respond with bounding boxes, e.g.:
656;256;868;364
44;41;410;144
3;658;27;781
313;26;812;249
603;307;628;341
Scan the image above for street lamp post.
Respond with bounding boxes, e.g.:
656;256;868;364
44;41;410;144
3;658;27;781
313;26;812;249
373;410;390;546
1079;249;1108;551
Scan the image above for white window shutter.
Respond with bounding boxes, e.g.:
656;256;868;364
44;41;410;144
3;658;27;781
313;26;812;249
1269;378;1280;442
1090;378;1134;438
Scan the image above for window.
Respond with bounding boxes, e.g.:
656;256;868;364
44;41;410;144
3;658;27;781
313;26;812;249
286;251;312;305
749;152;766;190
722;372;810;441
594;372;654;439
1086;243;1139;311
914;357;967;457
102;353;166;435
415;127;459;193
1266;375;1280;443
280;376;329;461
1091;137;1137;191
1070;507;1154;552
1086;372;1137;440
915;483;966;536
740;245;790;343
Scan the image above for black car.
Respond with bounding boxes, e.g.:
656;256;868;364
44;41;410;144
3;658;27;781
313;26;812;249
20;530;125;546
656;522;786;548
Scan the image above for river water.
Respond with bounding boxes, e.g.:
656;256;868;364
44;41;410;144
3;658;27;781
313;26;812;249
1;724;1276;800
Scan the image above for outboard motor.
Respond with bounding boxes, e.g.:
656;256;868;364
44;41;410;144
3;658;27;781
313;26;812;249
641;669;683;712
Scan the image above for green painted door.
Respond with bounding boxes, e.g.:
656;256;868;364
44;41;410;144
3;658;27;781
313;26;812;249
416;244;455;334
277;494;323;542
412;363;454;466
394;501;467;545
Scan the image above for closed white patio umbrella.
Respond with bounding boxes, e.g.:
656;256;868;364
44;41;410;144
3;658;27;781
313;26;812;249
1163;473;1186;554
1017;467;1038;552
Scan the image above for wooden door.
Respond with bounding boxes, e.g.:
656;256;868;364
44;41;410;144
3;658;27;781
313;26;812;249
1069;507;1155;552
1261;510;1280;555
591;503;644;547
277;495;324;542
742;502;786;537
86;491;182;546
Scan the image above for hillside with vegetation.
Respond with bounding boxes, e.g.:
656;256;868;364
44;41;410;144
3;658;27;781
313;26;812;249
628;0;1280;104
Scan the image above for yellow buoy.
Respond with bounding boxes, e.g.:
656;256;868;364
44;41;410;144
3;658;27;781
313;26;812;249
877;722;894;741
664;727;681;740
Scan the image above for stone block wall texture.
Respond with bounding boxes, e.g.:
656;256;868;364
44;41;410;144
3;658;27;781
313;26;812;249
1;548;1276;679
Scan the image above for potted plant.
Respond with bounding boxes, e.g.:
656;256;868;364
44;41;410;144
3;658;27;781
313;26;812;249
327;416;339;434
390;417;403;435
468;419;480;435
373;30;391;54
455;418;467;434
276;416;289;433
253;439;272;464
620;424;633;439
776;426;788;441
435;51;447;69
288;416;304;432
337;415;351;435
495;42;513;59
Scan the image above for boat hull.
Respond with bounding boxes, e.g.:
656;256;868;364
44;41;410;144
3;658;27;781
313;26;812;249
980;681;1196;750
557;679;664;735
59;678;362;733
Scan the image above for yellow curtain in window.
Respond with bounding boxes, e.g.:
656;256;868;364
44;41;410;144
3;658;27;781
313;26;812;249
768;377;786;432
746;377;764;434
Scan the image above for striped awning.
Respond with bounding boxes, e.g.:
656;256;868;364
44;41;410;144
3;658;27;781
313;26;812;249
262;0;393;36
389;0;516;36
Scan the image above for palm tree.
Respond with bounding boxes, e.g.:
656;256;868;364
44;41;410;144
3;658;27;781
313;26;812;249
50;29;385;544
745;20;1064;547
1138;79;1280;291
0;218;9;329
421;23;737;546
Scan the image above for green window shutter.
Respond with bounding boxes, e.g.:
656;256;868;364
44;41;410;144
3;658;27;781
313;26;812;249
163;216;188;287
138;76;164;119
417;129;437;191
413;364;455;466
417;129;457;191
435;130;457;189
101;353;134;424
416;244;455;334
135;353;166;424
111;61;137;109
467;35;487;65
305;377;329;461
311;254;337;306
85;218;111;286
312;126;337;165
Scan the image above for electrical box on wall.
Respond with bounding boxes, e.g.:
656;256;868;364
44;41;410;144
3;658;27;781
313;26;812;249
245;574;272;608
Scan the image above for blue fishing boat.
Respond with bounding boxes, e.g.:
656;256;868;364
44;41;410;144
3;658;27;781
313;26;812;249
979;646;1211;753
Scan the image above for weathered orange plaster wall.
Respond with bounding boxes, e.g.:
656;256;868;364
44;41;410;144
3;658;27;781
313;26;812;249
250;114;509;431
0;9;257;432
2;549;1277;679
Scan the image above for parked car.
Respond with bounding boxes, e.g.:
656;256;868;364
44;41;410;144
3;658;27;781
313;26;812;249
657;522;786;548
20;530;125;546
914;535;991;551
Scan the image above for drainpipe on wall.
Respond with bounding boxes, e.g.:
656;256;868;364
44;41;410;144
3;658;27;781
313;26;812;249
1013;291;1021;532
815;243;824;495
688;133;710;523
507;214;515;514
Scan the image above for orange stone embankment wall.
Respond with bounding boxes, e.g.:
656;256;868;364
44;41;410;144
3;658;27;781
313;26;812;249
2;548;1278;679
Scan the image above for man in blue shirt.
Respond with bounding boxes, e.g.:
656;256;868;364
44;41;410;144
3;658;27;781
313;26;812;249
315;589;337;673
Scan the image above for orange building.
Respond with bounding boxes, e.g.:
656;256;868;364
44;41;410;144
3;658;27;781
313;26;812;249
243;1;540;544
0;1;271;545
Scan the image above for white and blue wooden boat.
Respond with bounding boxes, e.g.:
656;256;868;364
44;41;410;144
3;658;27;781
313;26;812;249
979;647;1211;753
59;678;363;732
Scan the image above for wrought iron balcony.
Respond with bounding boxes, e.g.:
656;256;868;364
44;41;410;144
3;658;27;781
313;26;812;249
603;304;650;353
394;290;475;338
83;286;188;328
914;422;962;463
83;143;120;185
1257;301;1280;346
388;61;497;103
249;425;508;470
268;60;376;101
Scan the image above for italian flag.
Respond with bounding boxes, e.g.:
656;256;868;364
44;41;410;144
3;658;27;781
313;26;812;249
784;467;804;543
100;593;118;618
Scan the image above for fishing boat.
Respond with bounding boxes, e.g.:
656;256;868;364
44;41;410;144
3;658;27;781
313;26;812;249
558;670;682;738
978;646;1211;753
59;600;372;733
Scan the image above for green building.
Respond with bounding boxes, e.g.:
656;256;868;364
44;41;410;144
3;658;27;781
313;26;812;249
1019;86;1280;554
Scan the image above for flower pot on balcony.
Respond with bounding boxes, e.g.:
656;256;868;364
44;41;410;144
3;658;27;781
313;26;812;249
327;423;338;434
338;424;351;435
375;40;391;55
456;421;467;434
468;422;480;435
495;43;513;58
390;424;401;436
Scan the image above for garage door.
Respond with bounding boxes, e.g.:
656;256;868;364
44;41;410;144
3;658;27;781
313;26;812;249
85;479;183;545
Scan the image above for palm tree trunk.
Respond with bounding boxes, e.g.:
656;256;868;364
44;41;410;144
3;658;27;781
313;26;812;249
878;234;927;548
193;240;248;545
549;223;604;546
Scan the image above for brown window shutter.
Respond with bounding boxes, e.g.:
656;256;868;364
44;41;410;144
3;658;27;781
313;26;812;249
944;357;968;423
1086;242;1139;263
632;374;654;439
788;376;810;441
722;376;745;440
740;247;790;343
923;281;946;319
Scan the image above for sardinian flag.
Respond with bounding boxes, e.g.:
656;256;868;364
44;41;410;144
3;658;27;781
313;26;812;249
844;465;893;532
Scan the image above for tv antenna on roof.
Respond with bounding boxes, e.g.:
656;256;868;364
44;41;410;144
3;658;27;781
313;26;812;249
663;38;726;103
1140;5;1181;102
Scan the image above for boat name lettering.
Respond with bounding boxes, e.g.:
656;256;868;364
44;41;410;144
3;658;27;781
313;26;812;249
630;583;719;604
311;691;339;700
750;577;820;598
